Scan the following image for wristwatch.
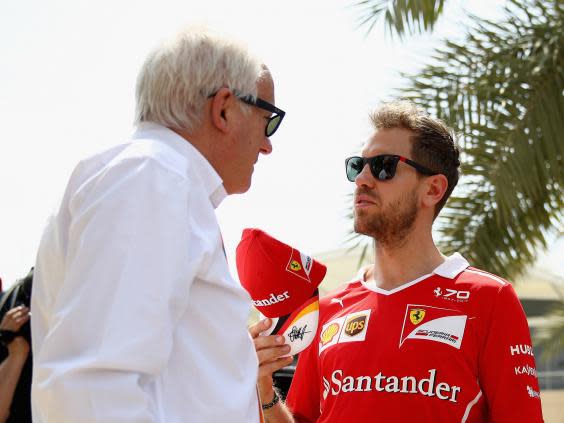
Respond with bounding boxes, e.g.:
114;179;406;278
261;390;280;410
0;329;17;347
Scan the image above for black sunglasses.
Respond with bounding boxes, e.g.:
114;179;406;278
208;89;285;137
236;94;285;137
345;154;439;182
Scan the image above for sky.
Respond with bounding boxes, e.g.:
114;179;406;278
1;0;562;288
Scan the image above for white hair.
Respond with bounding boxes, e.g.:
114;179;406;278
134;26;265;131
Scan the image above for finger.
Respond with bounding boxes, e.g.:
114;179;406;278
254;334;285;351
2;314;18;325
249;318;272;338
258;356;294;379
257;344;291;365
17;307;30;317
5;310;21;323
15;314;30;325
6;308;19;318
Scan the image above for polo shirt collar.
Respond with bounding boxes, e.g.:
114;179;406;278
132;122;227;208
433;252;470;279
357;252;470;295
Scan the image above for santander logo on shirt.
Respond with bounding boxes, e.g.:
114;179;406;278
322;368;462;403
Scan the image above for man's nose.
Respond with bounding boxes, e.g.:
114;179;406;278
354;162;375;187
261;137;273;155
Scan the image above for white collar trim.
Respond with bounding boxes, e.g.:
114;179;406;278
359;253;469;295
433;252;469;279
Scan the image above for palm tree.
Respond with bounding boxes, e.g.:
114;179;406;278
350;0;563;280
350;0;564;356
355;0;446;38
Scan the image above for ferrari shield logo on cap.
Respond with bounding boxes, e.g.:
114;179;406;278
286;248;313;282
410;309;426;325
290;260;302;271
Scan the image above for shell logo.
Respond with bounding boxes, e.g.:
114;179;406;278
320;323;340;345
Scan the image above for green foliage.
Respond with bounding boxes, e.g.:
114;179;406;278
402;0;563;279
535;301;564;361
355;0;446;38
350;0;564;280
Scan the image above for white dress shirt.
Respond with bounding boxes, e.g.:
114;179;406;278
31;122;260;423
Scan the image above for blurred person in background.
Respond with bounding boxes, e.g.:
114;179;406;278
0;268;33;423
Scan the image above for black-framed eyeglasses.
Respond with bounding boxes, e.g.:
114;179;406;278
345;154;439;182
236;94;285;137
208;89;285;137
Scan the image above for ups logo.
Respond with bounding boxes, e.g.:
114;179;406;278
345;315;367;336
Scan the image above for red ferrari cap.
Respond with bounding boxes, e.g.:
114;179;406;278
236;228;327;318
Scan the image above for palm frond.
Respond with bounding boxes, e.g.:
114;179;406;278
400;0;564;279
354;0;446;38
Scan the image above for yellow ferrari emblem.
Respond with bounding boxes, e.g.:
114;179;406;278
290;260;302;271
410;309;426;325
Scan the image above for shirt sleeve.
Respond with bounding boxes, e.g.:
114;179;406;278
285;341;321;423
32;158;202;423
478;283;544;423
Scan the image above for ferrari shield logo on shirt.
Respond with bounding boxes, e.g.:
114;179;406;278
319;310;371;354
400;304;467;349
409;309;426;325
286;249;313;282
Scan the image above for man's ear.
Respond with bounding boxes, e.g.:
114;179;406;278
210;87;232;134
422;174;448;209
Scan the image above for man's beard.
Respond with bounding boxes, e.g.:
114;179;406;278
354;188;419;249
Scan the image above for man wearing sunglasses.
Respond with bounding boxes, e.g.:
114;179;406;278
31;27;285;423
253;101;543;422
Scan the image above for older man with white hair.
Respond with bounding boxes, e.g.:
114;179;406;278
31;27;286;423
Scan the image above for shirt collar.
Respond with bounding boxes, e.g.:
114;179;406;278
132;122;227;208
433;252;470;279
357;253;469;280
357;253;470;296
